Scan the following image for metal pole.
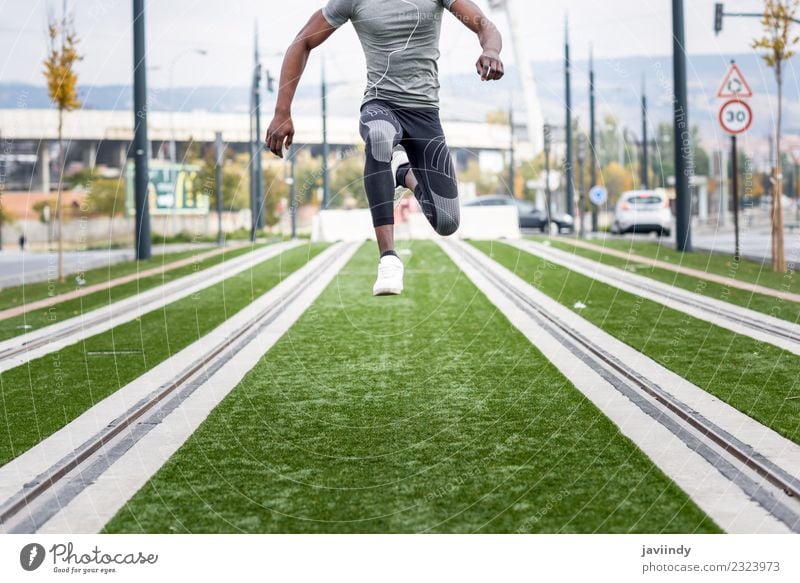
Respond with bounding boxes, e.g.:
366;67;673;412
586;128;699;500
321;56;330;209
578;133;586;237
253;30;264;231
0;130;4;251
732;134;740;260
290;146;297;239
641;76;649;189
564;17;574;217
544;123;552;226
249;81;257;242
133;0;151;260
672;0;692;251
589;47;598;232
795;158;799;224
509;100;515;197
215;131;224;247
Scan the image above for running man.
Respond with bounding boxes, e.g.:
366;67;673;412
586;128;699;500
266;0;504;295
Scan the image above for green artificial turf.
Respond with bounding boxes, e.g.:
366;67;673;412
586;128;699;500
538;236;800;297
105;242;719;534
0;242;327;466
0;244;264;342
473;241;800;445
537;239;800;324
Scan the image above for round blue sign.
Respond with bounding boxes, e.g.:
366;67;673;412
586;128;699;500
589;185;608;205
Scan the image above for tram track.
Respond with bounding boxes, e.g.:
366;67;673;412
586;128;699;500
441;239;800;533
510;240;800;355
0;242;358;533
0;240;303;373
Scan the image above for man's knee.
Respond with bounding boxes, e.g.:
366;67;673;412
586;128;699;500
436;213;460;237
364;120;399;163
428;189;459;237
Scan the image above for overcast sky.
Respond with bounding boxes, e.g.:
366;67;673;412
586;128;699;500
0;0;775;91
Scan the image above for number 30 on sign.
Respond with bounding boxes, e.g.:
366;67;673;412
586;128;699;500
718;99;753;135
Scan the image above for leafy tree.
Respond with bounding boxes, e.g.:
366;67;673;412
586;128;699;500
599;161;630;204
598;115;624;168
752;0;799;271
43;1;81;282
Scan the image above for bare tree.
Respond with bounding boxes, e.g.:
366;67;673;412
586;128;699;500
43;0;81;283
752;0;799;272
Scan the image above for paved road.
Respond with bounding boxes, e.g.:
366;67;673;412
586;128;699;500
0;243;215;288
586;225;800;265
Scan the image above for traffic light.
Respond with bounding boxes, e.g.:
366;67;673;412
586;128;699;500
714;3;724;35
266;70;275;93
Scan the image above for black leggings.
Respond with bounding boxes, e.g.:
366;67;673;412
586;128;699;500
359;100;460;236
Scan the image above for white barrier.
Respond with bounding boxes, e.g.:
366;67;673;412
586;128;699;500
311;206;520;242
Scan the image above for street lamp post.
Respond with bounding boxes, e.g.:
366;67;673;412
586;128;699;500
321;56;330;209
577;132;587;238
672;0;692;252
215;131;224;247
509;99;515;197
544;123;553;227
564;17;574;218
132;0;151;260
641;75;649;189
589;46;598;232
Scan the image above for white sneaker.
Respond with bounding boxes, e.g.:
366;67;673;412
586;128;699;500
391;146;410;205
373;254;404;296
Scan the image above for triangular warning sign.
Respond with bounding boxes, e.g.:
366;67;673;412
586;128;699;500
717;63;753;98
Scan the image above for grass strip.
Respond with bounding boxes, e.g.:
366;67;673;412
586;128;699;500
0;245;264;342
0;242;327;466
105;242;718;534
473;241;800;445
537;239;800;324
544;236;799;297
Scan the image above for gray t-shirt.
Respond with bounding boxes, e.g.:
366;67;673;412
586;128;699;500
322;0;457;109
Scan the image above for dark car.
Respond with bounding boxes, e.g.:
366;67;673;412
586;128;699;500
463;195;574;233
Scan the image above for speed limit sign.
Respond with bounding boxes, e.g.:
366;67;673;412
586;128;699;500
718;99;753;135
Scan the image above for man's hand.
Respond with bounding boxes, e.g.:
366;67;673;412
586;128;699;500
265;111;294;158
476;49;504;81
449;0;504;82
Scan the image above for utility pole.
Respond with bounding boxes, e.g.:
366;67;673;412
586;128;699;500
672;0;692;251
253;25;264;232
321;56;330;209
577;132;587;237
641;74;649;189
544;123;552;226
132;0;151;260
509;99;516;197
564;16;574;217
289;145;297;239
731;134;740;260
589;45;598;232
215;131;224;247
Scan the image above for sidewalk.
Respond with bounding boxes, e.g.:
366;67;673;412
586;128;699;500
0;243;247;322
0;242;216;288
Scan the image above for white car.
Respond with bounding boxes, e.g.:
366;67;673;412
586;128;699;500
611;190;672;236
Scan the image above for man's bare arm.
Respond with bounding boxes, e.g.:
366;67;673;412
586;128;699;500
448;0;504;81
266;10;336;157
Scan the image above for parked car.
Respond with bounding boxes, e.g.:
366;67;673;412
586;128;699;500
611;190;672;236
464;195;574;233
